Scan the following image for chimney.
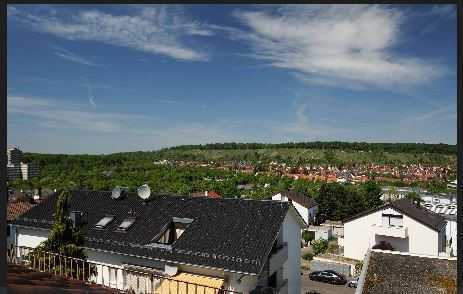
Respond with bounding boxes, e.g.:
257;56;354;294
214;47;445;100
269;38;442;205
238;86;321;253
205;191;208;196
70;211;82;228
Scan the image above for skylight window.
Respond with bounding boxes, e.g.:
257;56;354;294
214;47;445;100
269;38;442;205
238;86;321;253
95;216;114;229
116;218;136;231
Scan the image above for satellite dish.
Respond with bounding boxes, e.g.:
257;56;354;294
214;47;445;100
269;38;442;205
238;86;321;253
112;186;128;199
137;184;151;200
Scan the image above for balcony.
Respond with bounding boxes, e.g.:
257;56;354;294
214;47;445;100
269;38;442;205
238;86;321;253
372;224;408;238
268;242;288;275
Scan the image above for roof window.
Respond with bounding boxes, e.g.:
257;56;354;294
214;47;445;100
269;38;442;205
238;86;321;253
116;217;136;231
95;215;114;229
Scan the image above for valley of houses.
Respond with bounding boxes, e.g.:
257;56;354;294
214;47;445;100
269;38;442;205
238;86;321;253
7;183;458;293
155;159;455;185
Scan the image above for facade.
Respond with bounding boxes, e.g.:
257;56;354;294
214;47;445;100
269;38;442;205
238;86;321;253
10;190;305;294
7;147;23;166
343;198;447;261
272;190;318;226
356;249;457;294
7;165;22;181
20;162;40;180
6;147;39;181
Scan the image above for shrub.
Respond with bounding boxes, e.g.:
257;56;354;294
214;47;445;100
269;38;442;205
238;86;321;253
326;242;339;254
302;252;314;261
302;230;314;245
372;241;394;251
312;239;329;256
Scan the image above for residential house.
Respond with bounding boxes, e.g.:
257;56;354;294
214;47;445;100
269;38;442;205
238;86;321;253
7;200;35;252
343;198;447;261
272;190;318;226
190;191;221;199
355;249;456;294
10;190;305;294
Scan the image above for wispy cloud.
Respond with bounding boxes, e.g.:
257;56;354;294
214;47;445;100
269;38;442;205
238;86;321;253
8;95;152;133
53;47;98;66
231;5;445;90
406;104;456;122
84;82;96;107
11;6;214;61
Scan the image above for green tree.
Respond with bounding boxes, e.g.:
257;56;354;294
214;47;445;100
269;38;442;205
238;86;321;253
30;190;95;280
405;192;422;207
312;239;329;256
360;181;383;209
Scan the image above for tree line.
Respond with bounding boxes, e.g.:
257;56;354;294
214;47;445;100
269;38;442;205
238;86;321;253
165;141;456;155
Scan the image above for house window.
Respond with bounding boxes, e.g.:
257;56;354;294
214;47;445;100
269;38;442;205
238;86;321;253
95;215;114;229
382;214;403;227
152;217;193;245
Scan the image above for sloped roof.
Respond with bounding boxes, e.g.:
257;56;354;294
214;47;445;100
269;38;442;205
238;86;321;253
7;201;35;222
360;250;457;294
280;190;318;209
12;190;290;275
343;198;446;232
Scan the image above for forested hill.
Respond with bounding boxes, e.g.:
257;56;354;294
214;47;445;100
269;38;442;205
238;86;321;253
164;142;456;155
22;142;457;168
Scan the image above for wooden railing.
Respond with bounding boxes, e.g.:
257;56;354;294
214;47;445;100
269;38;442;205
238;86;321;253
8;245;241;294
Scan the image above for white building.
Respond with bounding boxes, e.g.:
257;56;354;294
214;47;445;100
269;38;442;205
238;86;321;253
6;147;39;181
10;189;305;294
7;147;23;166
272;190;318;226
343;198;447;261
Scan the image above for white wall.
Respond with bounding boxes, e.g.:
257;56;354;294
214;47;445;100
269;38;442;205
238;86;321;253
272;193;316;225
15;227;49;248
281;211;301;294
446;220;457;256
344;207;442;260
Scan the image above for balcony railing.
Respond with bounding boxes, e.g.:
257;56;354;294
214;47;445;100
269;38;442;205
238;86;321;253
7;245;241;294
372;224;408;238
268;242;288;276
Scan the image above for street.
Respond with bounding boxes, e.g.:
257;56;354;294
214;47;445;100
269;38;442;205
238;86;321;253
301;273;356;294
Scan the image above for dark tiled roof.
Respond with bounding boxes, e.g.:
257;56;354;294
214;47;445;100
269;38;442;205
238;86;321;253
344;198;446;232
12;191;290;275
361;251;457;294
280;190;318;209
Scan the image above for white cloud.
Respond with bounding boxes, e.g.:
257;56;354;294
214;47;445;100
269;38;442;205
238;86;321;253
53;47;98;66
232;5;445;89
8;95;152;133
12;6;213;61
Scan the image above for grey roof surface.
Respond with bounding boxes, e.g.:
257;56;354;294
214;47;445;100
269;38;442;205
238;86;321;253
344;198;446;232
280;190;318;209
12;190;290;275
361;251;457;294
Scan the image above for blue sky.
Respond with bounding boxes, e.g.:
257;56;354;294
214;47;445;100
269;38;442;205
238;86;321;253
7;4;457;154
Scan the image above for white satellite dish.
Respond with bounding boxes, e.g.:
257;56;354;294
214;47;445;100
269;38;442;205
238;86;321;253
112;186;128;199
137;184;151;200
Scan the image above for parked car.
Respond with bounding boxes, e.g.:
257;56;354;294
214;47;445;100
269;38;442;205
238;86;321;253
347;278;358;288
309;270;347;285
